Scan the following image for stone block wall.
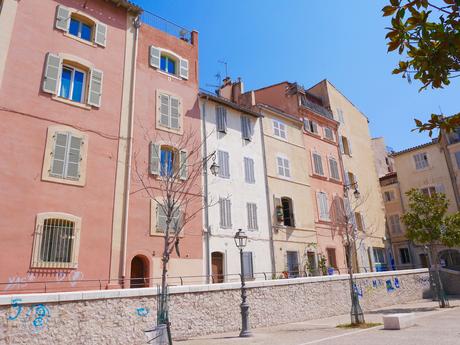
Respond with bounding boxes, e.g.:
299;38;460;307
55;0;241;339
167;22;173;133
440;268;460;295
0;269;430;345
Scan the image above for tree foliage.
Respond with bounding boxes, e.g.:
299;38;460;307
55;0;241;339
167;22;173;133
402;189;460;247
383;0;460;134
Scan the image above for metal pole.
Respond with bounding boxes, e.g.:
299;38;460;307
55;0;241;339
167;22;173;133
239;248;252;337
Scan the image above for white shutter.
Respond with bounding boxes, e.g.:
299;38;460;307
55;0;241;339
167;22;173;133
95;22;107;47
312;121;318;134
149;46;161;69
241;116;252;140
51;132;69;177
179;150;187;180
348;138;353;155
303;118;310;132
43;53;61;95
88;68;103;107
338;136;344;154
159;93;170;127
149;143;160;175
218;151;230;178
157;204;167;233
66;135;82;179
226;199;232;227
179;58;189;79
55;5;71;32
170;96;180;129
216;106;227;133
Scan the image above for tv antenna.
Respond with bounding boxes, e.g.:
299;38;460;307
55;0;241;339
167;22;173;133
218;60;228;78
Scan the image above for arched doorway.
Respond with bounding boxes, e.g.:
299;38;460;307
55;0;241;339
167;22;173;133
211;252;224;283
439;249;460;269
130;255;149;288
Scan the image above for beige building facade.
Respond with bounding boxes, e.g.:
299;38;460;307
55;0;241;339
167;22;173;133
372;137;395;178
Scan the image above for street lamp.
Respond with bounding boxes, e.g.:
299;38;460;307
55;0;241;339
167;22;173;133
209;152;220;176
234;229;252;337
343;182;365;325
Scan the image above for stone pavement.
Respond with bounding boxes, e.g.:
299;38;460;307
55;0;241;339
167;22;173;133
177;297;460;345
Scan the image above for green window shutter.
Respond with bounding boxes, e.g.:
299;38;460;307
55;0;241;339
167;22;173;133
55;5;71;32
179;58;189;79
51;132;69;178
43;53;61;95
170;96;180;129
149;46;161;69
88;68;103;107
149;142;160;175
94;22;107;47
66;135;82;180
179;150;187;180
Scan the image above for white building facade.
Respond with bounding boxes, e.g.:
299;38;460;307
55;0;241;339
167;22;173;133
200;92;272;283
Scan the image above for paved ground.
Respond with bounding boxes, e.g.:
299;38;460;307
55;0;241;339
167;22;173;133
177;298;460;345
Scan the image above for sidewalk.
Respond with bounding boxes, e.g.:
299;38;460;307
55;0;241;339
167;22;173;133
177;298;460;345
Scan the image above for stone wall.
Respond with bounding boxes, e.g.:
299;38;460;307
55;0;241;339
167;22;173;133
0;269;430;345
440;268;460;295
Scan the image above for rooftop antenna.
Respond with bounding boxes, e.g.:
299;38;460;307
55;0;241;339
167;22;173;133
205;73;222;94
218;60;228;78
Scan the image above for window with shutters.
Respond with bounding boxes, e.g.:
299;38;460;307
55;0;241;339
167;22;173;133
244;157;255;184
273;119;287;139
42;53;103;108
324;127;334;141
281;197;295;227
305;119;319;134
317;192;329;221
383;190;396;203
149;143;187;180
31;213;81;269
149;46;189;80
219;197;232;228
242;252;254;279
217;150;230;179
355;212;364;231
399;247;411;264
246;203;258;230
373;247;386;264
341;136;351;156
413;152;429;170
329;157;340;180
389;214;402;234
326;248;337;268
277;156;291;178
336;108;345;124
216;105;227;133
241;116;253;141
42;126;88;187
54;5;107;47
150;200;183;236
347;171;356;185
156;90;182;133
312;152;324;176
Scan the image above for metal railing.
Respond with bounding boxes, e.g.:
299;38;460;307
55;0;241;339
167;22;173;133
140;11;192;43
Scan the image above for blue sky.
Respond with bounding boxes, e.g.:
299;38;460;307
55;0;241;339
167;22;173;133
135;0;459;152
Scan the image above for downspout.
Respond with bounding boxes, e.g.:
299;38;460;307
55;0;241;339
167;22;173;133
201;98;211;284
259;109;276;275
121;15;140;286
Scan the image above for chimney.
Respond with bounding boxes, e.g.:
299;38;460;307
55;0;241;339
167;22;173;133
218;77;244;103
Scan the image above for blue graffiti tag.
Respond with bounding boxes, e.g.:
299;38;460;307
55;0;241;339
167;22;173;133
7;298;23;321
136;307;149;317
394;277;400;288
386;279;394;292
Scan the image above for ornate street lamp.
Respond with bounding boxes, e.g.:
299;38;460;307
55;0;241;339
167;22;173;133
343;182;365;325
209;152;220;176
234;229;252;337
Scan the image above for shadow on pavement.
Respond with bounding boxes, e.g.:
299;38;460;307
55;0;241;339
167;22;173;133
368;306;437;314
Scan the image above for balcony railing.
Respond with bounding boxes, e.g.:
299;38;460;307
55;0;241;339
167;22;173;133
140;10;192;43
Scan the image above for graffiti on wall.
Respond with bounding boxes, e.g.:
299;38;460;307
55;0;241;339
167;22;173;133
354;277;402;298
136;307;149;317
3;271;84;291
7;298;51;334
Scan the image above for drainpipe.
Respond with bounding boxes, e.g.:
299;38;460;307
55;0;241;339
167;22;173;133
121;16;140;287
201;99;211;284
259;109;276;275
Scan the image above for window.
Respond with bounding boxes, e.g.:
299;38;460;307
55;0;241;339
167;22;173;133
273;119;287;139
373;247;386;264
69;17;93;42
286;251;300;277
312;153;324;176
241;116;253;141
304;118;319;134
421;186;437;197
317;192;329;221
242;252;254;279
149;143;187;180
340;136;352;156
157;204;181;233
55;5;107;47
149;46;189;79
244;157;255;184
160;54;176;75
383;190;396;203
42;126;88;186
336;108;344;124
329;157;340;180
399;247;411;264
346;171;356;185
219;198;232;228
218;150;230;178
157;91;181;131
324;127;334;141
389;214;402;234
216;106;227;133
277;156;291;178
413;152;429;170
246;203;258;230
455;151;460;169
281;197;294;227
42;54;103;107
355;212;364;231
32;213;81;268
326;248;337;268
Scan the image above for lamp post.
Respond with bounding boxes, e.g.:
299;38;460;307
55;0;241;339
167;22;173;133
343;182;365;325
234;229;252;337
